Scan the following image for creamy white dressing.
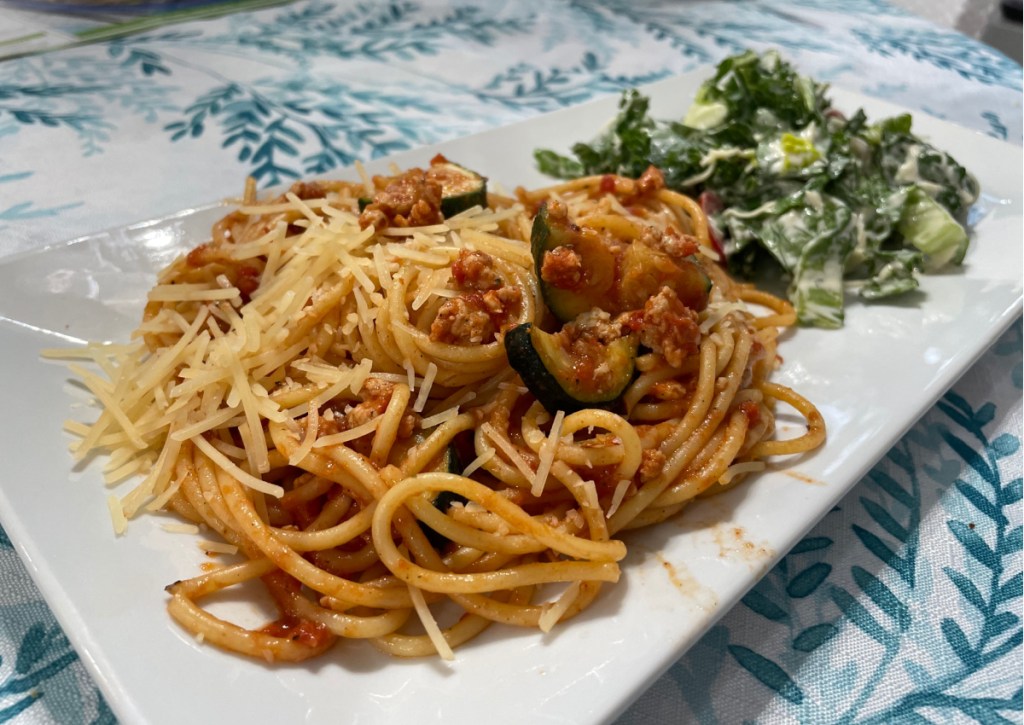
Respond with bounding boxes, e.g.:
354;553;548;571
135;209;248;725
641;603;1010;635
804;190;824;212
895;143;968;198
680;147;754;187
701;147;753;166
794;255;844;323
760;123;822;174
846;212;868;268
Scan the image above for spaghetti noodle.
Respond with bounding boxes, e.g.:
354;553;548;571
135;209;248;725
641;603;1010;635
55;159;824;662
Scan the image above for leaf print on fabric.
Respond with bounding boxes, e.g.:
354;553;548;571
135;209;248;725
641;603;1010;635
108;45;172;77
0;81;112;143
741;589;789;621
665;625;730;725
583;0;712;62
852;26;1023;90
666;382;1020;725
165;75;486;185
205;1;533;66
0;691;40;723
728;645;805;704
474;53;669;112
0;622;78;724
981;111;1009;140
790;0;913;17
0;49;178;154
598;0;834;59
831;393;1023;725
786;562;832;598
792;622;839;652
0;171;82;228
91;695;117;725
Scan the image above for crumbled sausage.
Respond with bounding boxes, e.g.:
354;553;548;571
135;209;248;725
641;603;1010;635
429;250;522;345
358;170;443;231
234;265;262;301
636;287;701;368
482;286;522;317
540;246;584;290
636;165;665;196
183;242;263;301
288;180;327;200
549;309;629;390
318;379;416;438
451;249;502;291
638;448;666;482
596;165;664;202
562;309;625;346
340;378;395;429
430;296;495;345
641;225;700;260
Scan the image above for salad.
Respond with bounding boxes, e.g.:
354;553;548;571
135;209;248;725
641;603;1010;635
535;50;980;328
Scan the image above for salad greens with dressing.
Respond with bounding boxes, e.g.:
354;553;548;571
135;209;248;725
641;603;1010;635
535;50;980;328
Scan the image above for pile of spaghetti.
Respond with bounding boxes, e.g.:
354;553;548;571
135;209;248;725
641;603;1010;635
58;157;824;662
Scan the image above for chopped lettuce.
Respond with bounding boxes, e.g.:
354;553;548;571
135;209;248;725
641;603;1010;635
535;50;979;328
898;186;969;270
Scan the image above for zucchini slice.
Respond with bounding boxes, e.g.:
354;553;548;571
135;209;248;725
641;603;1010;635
531;203;616;323
420;443;468;550
358;159;487;218
505;322;638;415
432;444;466;511
531;202;712;323
428;161;488;217
618;238;712;313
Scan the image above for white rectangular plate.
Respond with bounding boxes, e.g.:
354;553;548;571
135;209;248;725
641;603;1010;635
0;69;1020;725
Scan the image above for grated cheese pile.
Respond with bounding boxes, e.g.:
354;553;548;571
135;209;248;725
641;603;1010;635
49;190;524;530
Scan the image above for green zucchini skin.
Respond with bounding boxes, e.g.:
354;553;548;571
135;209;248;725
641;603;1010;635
421;444;468;550
531;202;712;324
357;161;486;218
431;162;488;217
504;322;638;415
530;204;613;323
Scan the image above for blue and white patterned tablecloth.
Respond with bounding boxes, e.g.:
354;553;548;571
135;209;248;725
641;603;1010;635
1;2;1021;723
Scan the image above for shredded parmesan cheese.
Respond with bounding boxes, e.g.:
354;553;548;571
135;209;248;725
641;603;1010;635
606;479;631;519
107;495;128;535
408;585;454;661
481;423;536;484
460;448;495;478
419;406;461;430
531;410;564;497
538;582;581;633
413;362;438;413
289;400;320;465
199;540;239;556
162;523;200;535
190;435;284;498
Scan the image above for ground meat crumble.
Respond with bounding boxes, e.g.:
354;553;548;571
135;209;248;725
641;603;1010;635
319;378;418;441
540;245;584;290
618;286;701;369
358;169;444;231
429;249;522;345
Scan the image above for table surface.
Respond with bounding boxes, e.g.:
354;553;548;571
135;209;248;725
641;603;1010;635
0;1;1020;723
